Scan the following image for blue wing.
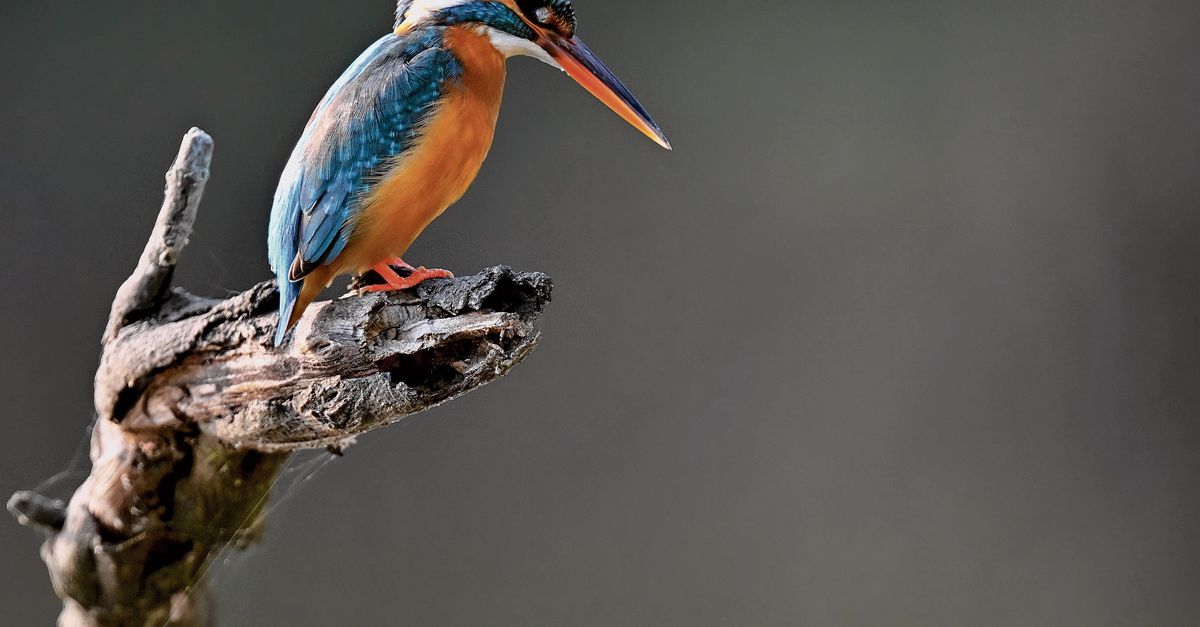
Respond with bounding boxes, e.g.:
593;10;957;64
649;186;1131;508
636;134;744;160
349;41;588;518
268;30;459;345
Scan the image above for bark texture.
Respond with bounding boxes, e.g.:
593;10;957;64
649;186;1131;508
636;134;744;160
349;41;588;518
7;129;552;626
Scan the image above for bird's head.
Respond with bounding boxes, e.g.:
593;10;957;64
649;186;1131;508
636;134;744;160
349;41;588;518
396;0;670;150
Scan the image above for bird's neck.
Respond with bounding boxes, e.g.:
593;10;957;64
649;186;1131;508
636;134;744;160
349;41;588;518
442;26;507;94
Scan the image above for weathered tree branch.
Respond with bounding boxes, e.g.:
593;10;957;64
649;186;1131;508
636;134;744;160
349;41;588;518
10;129;552;626
104;127;213;344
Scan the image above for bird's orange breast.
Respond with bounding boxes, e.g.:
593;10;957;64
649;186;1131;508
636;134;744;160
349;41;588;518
339;27;506;274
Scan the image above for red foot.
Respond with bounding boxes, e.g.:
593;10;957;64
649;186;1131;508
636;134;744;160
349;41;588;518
360;261;453;293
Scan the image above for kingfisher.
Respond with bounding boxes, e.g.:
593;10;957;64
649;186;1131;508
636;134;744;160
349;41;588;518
267;0;670;345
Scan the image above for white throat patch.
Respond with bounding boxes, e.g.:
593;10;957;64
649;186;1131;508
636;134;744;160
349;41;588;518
483;26;561;68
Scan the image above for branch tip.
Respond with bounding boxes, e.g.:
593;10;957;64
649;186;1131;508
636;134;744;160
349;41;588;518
103;128;214;343
7;490;67;533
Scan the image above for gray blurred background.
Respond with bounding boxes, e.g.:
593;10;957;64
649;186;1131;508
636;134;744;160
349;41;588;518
2;0;1199;624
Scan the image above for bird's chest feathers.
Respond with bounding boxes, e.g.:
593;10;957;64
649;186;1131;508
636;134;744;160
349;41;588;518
355;27;505;263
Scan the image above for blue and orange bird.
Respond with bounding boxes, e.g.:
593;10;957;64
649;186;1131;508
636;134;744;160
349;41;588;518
268;0;670;345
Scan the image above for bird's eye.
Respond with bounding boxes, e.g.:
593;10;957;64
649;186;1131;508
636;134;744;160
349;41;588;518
534;7;552;23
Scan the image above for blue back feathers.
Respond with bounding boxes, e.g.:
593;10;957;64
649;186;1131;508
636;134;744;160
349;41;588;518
267;28;462;345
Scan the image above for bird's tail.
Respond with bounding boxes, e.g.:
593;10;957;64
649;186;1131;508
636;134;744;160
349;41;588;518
274;271;327;346
275;275;301;347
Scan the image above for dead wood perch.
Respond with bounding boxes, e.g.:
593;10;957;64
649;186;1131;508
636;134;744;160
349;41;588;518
7;128;552;626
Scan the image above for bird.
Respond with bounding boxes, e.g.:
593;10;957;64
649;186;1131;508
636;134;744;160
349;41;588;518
267;0;670;346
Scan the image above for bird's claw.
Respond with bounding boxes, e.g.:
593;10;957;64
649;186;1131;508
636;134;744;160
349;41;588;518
355;261;453;294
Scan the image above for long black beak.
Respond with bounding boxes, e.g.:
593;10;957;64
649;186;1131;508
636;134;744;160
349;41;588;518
540;34;672;150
